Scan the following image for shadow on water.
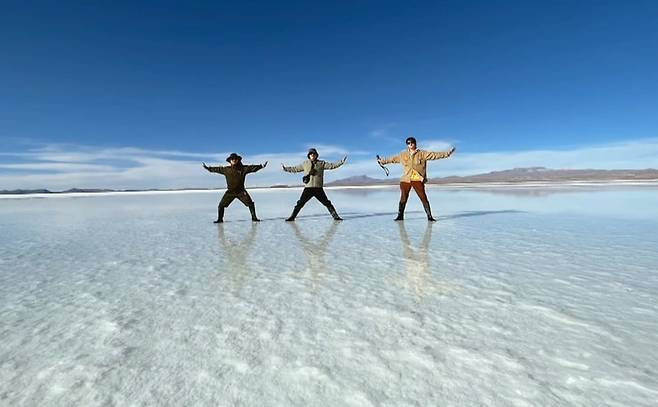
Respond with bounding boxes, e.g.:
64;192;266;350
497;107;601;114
342;209;524;221
217;212;361;223
215;209;523;223
442;209;524;220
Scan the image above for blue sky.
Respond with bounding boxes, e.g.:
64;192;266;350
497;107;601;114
1;1;657;189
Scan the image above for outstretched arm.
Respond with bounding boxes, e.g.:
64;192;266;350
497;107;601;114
244;161;268;174
378;154;400;165
202;162;226;174
323;156;347;170
282;162;304;173
424;147;455;161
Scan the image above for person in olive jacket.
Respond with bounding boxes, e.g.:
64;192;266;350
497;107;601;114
282;148;347;221
203;153;267;223
377;136;455;221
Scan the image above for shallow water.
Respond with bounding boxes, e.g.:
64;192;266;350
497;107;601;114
1;186;657;406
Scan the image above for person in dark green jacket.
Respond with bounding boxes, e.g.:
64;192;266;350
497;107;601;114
203;153;267;223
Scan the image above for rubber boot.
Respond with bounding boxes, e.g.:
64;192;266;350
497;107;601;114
248;203;260;222
394;202;406;221
285;204;302;221
328;205;343;221
213;206;225;223
423;202;436;222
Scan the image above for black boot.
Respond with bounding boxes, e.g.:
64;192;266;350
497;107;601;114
394;202;406;221
248;203;260;222
423;202;436;222
285;204;302;221
327;205;343;221
213;206;225;223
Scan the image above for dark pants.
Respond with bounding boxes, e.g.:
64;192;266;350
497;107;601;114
287;187;340;221
399;181;429;204
219;190;253;208
296;187;332;208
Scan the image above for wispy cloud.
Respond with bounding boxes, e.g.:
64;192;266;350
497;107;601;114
438;139;658;176
303;143;371;157
421;139;455;151
368;123;400;145
0;143;355;190
0;163;115;172
0;139;656;190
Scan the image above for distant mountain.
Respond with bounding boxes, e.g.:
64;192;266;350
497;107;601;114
0;187;212;195
325;175;395;187
3;168;657;195
63;188;116;193
0;188;127;195
0;189;52;195
326;167;658;186
431;167;658;183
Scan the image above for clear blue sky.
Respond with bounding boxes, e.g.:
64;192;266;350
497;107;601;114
1;1;657;189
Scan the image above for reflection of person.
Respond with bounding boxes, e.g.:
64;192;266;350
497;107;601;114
282;148;346;221
290;222;339;290
377;137;455;221
394;222;454;301
217;223;258;294
203;153;268;223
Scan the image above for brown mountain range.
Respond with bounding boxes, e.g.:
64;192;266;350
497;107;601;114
3;168;657;194
325;167;658;186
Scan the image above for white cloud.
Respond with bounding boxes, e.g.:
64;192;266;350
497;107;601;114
0;163;115;172
438;139;658;176
420;139;455;152
1;139;656;190
367;123;402;145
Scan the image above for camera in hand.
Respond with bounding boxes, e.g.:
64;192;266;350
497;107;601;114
302;167;317;184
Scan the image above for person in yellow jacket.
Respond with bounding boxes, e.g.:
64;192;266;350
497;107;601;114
377;136;455;221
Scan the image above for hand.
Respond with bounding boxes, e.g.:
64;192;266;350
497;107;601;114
448;147;456;156
202;162;209;170
376;157;382;164
281;163;286;170
342;156;348;163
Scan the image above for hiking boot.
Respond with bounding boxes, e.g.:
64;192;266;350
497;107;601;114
394;202;406;221
328;205;343;221
213;206;225;223
286;204;302;222
423;202;436;222
248;203;260;222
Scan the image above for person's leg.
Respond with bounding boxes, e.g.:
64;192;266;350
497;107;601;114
411;182;435;221
237;191;260;221
215;193;236;223
314;188;342;220
286;188;314;221
396;182;412;220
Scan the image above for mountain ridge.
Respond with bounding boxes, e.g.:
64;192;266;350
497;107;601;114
2;168;657;194
325;167;658;186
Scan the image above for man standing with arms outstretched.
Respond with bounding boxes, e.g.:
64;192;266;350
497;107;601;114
377;137;455;221
282;148;347;221
203;153;267;223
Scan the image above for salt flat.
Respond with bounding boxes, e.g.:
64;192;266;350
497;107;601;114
1;186;657;406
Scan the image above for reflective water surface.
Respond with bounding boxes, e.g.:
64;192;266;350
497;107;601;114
1;186;657;406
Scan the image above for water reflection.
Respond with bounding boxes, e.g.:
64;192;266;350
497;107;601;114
388;222;458;301
289;222;339;290
216;223;258;294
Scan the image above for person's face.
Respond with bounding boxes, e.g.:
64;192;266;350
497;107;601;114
309;153;318;161
406;140;417;150
229;158;239;166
